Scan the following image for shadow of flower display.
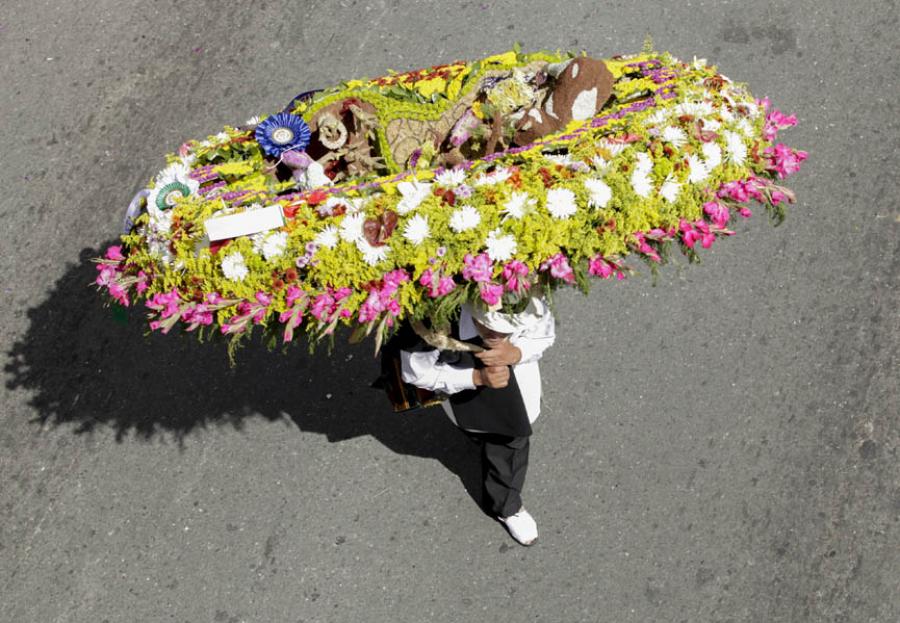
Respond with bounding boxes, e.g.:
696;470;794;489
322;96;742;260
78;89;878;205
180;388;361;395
5;245;482;506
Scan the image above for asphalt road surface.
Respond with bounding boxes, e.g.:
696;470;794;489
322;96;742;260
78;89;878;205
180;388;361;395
1;1;897;621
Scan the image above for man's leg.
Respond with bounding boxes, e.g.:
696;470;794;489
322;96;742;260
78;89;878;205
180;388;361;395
480;433;530;518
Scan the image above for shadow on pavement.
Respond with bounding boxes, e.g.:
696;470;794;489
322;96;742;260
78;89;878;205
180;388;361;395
4;245;483;508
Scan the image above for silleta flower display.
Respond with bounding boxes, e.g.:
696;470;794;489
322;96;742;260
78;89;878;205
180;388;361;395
94;48;807;353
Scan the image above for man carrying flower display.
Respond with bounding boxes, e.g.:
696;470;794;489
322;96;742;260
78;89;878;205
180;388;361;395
399;295;555;546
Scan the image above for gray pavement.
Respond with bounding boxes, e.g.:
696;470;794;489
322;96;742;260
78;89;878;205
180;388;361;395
1;1;897;621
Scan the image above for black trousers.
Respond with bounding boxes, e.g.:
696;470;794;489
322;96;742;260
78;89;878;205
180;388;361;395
461;430;530;518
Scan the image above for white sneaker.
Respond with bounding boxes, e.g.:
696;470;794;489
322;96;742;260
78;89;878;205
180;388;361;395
499;508;538;546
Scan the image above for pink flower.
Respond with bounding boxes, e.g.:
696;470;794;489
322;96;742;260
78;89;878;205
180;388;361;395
462;253;493;283
763;109;798;141
588;255;614;278
764;144;808;179
632;232;661;263
771;190;786;205
738;207;753;218
540;253;575;284
419;269;434;288
436;276;456;296
502;260;530;292
105;245;125;261
255;292;272;307
703;201;731;228
285;286;304;307
108;283;130;307
479;283;504;306
310;292;335;321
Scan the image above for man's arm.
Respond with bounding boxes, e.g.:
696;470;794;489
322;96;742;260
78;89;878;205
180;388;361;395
400;349;478;394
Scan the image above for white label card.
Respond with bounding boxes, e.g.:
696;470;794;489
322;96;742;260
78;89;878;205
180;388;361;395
204;205;285;241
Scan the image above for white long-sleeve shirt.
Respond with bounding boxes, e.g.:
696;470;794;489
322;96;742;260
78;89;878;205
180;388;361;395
400;306;555;427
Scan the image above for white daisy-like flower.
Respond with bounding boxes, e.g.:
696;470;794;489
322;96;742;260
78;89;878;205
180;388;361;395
703;119;722;132
659;175;681;203
662;126;687;148
736;118;755;138
544;153;573;166
396;180;432;214
724;130;747;166
583;178;612;209
339;212;367;243
743;101;760;118
501;191;536;220
402;214;430;245
314;225;339;249
692;56;707;70
221;252;249;282
630;168;653;198
645;109;670;126
720;107;735;123
356;239;389;266
215;131;229;143
701;142;722;169
245;115;262;127
675;100;714;118
473;167;511;186
179;153;197;168
485;229;518;262
598;139;627;158
546;188;578;219
449;204;481;232
591;155;613;174
435;167;467;187
261;231;288;260
687;154;711;184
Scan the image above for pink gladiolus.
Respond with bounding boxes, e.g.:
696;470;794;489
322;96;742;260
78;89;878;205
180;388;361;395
502;260;530;292
479;283;504;306
462;253;493;283
765;144;808;179
703;201;730;228
588;256;614;279
683;229;701;249
739;207;753;218
419;269;433;288
255;292;272;307
105;245;125;261
771;190;786;205
763;109;798;141
436;276;456;296
285;286;304;307
108;283;130;307
382;269;409;289
540;253;575;284
310;293;335;321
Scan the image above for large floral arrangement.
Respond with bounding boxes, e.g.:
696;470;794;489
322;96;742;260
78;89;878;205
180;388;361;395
95;48;806;354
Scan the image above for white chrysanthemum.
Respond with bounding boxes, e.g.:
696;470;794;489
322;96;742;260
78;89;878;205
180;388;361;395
661;126;688;148
634;152;653;173
449;204;481;232
630;168;653;198
544;153;573;166
261;231;288;260
221;252;248;282
645;109;670;126
659;175;681;203
314;225;339;249
703;119;721;132
675;100;714;118
402;214;430;245
245;115;262;127
583;178;612;209
702;142;722;169
485;229;517;262
720;107;735;122
340;212;367;243
692;56;707;69
737;118;754;138
356;239;389;266
501;191;536;220
591;155;613;174
546;188;577;219
724;130;747;166
598;139;627;158
346;196;369;214
473;167;511;186
396;180;432;214
215;131;229;143
743;101;760;118
435;167;467;187
687;154;711;184
179;153;196;168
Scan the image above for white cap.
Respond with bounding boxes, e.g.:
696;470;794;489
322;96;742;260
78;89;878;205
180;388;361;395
463;294;549;334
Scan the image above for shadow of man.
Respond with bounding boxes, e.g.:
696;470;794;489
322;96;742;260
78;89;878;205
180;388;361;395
4;245;484;510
